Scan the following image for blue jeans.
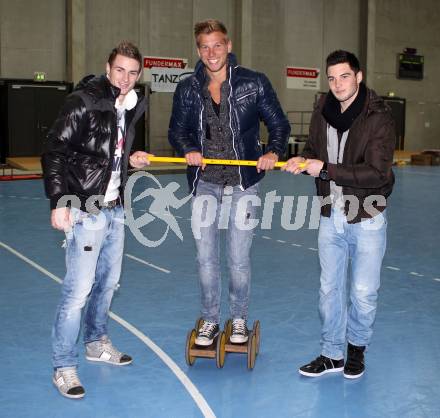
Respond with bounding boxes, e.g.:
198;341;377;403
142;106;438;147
52;205;125;369
191;180;259;324
318;208;387;360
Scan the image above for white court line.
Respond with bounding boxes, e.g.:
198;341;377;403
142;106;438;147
0;240;215;418
386;266;400;271
434;278;440;282
308;247;318;252
125;254;170;274
276;240;286;243
262;236;271;240
404;170;440;177
2;195;42;200
291;243;302;247
410;272;424;277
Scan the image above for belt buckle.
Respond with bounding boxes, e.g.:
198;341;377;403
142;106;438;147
103;197;120;209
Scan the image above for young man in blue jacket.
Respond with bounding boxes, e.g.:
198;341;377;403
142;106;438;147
169;19;290;346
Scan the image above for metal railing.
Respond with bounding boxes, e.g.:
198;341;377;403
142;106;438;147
286;110;312;156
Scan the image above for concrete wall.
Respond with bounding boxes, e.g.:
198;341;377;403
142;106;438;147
85;0;236;155
0;0;438;153
0;0;65;80
374;0;440;150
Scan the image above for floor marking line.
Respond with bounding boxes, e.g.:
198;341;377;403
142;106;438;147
308;247;318;251
276;240;286;243
0;241;63;284
262;235;271;240
386;266;400;271
125;254;171;274
109;312;216;418
0;240;216;418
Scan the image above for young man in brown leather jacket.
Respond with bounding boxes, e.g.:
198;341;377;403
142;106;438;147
283;50;395;379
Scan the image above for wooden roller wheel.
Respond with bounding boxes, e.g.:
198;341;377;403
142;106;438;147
247;332;257;370
224;319;232;342
252;320;261;356
185;329;197;366
216;331;226;368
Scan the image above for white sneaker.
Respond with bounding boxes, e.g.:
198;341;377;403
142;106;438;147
85;336;133;365
52;367;85;399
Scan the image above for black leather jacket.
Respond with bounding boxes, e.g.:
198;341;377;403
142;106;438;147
168;53;290;193
42;75;146;210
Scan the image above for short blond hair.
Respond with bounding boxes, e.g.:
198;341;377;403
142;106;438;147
194;19;228;46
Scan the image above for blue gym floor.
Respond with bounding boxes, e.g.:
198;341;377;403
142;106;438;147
0;166;439;418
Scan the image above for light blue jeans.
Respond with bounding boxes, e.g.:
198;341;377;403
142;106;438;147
191;180;259;324
318;208;387;360
52;205;125;369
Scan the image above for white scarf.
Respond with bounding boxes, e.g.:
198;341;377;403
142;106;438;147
115;88;137;111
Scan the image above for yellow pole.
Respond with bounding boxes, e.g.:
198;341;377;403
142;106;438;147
148;156;306;169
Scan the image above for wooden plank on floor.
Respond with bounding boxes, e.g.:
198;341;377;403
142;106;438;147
6;157;41;171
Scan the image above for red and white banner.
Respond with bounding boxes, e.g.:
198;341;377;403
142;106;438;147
143;57;188;69
143;56;189;83
286;66;320;90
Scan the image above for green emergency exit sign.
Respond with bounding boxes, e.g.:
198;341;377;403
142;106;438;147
34;72;46;82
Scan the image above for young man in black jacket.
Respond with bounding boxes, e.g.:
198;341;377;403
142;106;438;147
283;50;395;379
42;41;151;399
169;19;290;346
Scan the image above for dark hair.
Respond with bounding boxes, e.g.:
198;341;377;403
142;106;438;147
108;41;142;72
194;19;228;45
326;50;360;74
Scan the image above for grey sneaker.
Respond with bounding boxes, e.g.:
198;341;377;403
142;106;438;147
230;318;249;343
52;367;85;399
85;336;132;366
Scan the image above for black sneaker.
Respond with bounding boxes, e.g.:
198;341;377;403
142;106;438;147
230;318;249;344
344;343;365;379
195;320;219;346
299;355;344;377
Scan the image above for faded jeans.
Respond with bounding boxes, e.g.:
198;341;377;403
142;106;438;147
191;180;259;324
52;205;125;369
318;208;387;360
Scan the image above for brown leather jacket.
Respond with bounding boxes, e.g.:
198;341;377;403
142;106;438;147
302;88;395;223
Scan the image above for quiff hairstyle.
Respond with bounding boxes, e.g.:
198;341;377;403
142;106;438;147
108;41;142;73
194;19;228;46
